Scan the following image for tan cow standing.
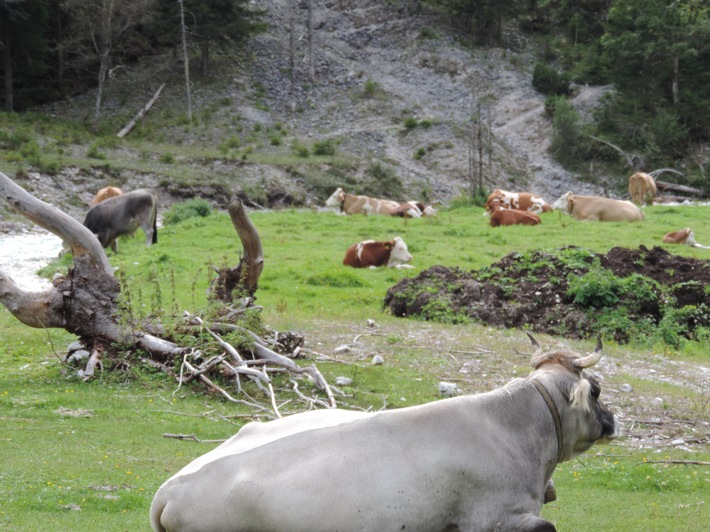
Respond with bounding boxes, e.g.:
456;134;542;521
553;192;644;222
91;186;123;205
628;172;656;206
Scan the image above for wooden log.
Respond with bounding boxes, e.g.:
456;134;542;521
655;180;706;198
116;83;166;138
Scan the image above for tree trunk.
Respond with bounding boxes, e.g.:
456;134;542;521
2;32;13;112
671;54;679;106
93;50;109;132
0;171;262;358
210;199;264;303
1;177;332;408
178;0;192;121
201;40;209;77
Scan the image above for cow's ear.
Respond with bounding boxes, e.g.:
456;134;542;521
384;242;393;250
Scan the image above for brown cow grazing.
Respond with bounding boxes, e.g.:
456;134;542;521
91;186;123;205
325;187;400;215
83;189;158;253
663;228;710;248
484;189;552;215
488;199;541;227
343;237;414;269
553;192;644;222
628;172;656;206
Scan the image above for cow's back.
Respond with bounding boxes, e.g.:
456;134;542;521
343;240;391;268
571;196;644;221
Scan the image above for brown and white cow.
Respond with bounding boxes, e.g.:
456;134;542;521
150;334;620;532
390;201;438;218
488;199;541;227
663;228;710;248
553;192;644;222
325;187;400;215
343;237;413;269
91;185;124;206
484;189;552;215
628;172;656;206
83;189;158;253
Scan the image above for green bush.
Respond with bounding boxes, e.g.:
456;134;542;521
87;143;106;160
549;97;584;163
403;116;418;130
313;139;337;156
532;62;571;96
162;198;213;226
362;79;380;98
567;265;620;308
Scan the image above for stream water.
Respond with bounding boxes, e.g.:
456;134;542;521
0;231;64;290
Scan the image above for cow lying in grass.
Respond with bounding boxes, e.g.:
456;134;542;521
553;192;644;222
325;187;400;215
150;334;620;532
343;237;413;269
663;228;710;248
326;188;436;218
488;199;541;227
484;188;552;215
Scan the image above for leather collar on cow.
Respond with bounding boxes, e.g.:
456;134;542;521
530;379;563;463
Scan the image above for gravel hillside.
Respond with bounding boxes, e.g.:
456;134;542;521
248;0;606;201
3;0;612;225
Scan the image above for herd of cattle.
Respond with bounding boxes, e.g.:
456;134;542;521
81;172;701;266
328;171;703;269
74;175;699;530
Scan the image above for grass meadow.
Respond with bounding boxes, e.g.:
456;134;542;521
1;203;709;531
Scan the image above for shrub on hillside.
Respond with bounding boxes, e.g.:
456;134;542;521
532;63;571;96
163;198;213;226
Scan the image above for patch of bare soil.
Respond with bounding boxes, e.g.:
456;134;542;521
384;246;710;344
380;246;710;450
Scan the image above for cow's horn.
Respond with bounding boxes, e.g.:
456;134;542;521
527;332;545;367
526;332;540;350
574;337;603;368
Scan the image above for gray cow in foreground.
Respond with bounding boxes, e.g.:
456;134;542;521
83;189;157;253
150;335;620;532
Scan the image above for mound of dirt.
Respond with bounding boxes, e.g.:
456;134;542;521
384;246;710;344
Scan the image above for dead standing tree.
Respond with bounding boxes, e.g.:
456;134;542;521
0;171;335;412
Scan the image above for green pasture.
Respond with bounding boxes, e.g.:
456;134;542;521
1;203;709;530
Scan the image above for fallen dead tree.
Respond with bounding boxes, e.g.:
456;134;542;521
0;171;335;414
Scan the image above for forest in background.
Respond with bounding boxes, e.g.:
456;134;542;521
1;0;709;191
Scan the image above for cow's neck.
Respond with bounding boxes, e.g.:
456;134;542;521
341;193;355;212
529;379;563;463
482;379;560;480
